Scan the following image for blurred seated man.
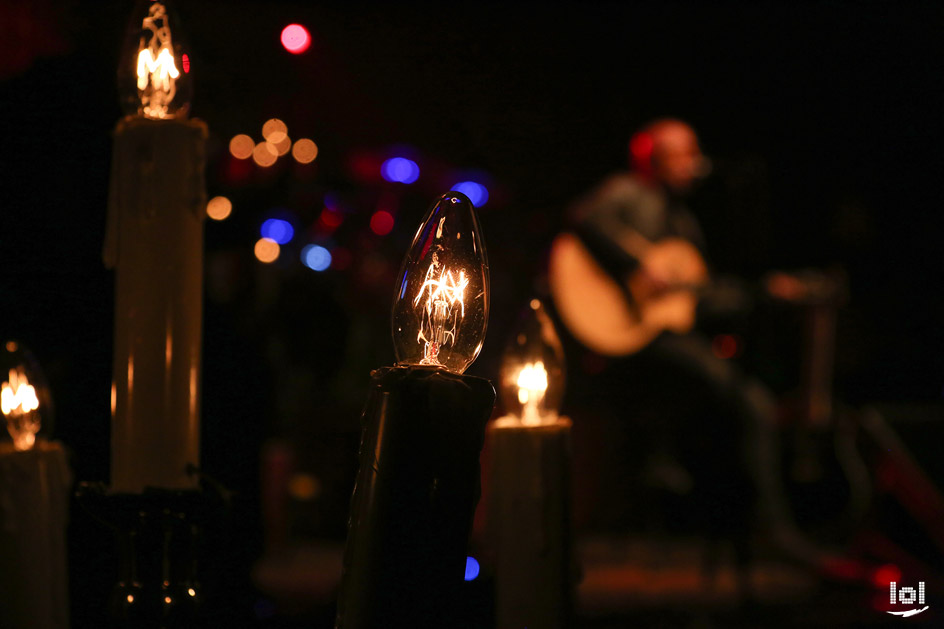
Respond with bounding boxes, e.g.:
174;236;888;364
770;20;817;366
549;119;808;557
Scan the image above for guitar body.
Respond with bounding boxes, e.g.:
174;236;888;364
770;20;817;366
548;232;707;356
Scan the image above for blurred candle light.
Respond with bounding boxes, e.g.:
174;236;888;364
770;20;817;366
272;134;292;157
488;299;573;627
497;299;566;426
119;0;191;120
391;192;489;374
1;341;50;451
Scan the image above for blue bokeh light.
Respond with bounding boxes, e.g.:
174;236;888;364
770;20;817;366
381;157;420;184
452;181;489;207
260;218;295;244
464;556;480;581
301;244;332;272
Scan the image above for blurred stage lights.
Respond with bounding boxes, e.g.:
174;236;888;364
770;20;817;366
206;196;232;220
292;139;318;164
252;142;278;167
262;119;288;144
452;181;488;207
254;238;280;263
229;134;254;160
369;210;394;236
301;244;332;271
281;24;311;54
464;557;480;581
260;218;294;244
381;157;420;184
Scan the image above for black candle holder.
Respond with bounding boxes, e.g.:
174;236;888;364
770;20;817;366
76;475;225;628
335;365;496;629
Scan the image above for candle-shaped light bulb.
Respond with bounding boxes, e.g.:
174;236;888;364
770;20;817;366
118;0;191;120
392;192;489;374
1;341;52;451
499;299;565;425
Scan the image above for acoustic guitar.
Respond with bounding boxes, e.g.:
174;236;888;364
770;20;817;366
547;231;708;356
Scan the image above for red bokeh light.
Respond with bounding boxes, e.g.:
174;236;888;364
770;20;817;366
872;564;902;589
182;54;190;73
319;208;343;229
281;24;311;54
711;333;740;359
370;211;394;236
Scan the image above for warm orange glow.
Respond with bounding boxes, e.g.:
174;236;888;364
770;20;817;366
135;3;180;119
2;369;40;451
254;238;280;263
252;142;278;167
5;341;17;353
288;473;321;500
414;265;468;366
272;134;292;157
164;596;172;605
229;134;255;160
1;369;39;416
126;594;134;604
262;118;288;144
206;196;232;220
515;361;549;425
292;138;318;164
187;588;196;597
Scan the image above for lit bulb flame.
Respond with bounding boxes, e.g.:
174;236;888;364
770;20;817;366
135;3;180;119
1;369;39;416
516;361;548;425
2;369;40;451
413;261;468;366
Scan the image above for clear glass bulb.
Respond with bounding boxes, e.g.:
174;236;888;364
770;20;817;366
391;191;489;374
498;299;565;425
1;341;51;451
118;0;192;120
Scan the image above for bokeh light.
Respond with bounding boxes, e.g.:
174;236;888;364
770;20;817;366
292;138;318;164
254;238;280;263
182;54;190;73
262;119;288;144
272;134;291;156
252;142;278;167
711;333;740;360
260;218;294;244
464;557;480;581
301;244;332;271
381;157;420;184
320;208;343;228
229;134;254;160
281;24;311;54
206;196;232;221
452;181;489;207
369;210;394;236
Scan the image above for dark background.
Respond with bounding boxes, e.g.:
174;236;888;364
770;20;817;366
1;1;943;625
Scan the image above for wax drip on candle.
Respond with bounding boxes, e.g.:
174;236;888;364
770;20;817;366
499;299;565;425
391;192;489;374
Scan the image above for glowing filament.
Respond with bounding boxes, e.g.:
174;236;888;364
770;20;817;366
1;369;39;416
516;361;548;424
135;3;180;119
2;369;40;451
413;263;468;366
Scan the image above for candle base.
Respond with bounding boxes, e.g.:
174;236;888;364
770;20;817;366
75;481;222;628
336;366;496;629
487;416;576;629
